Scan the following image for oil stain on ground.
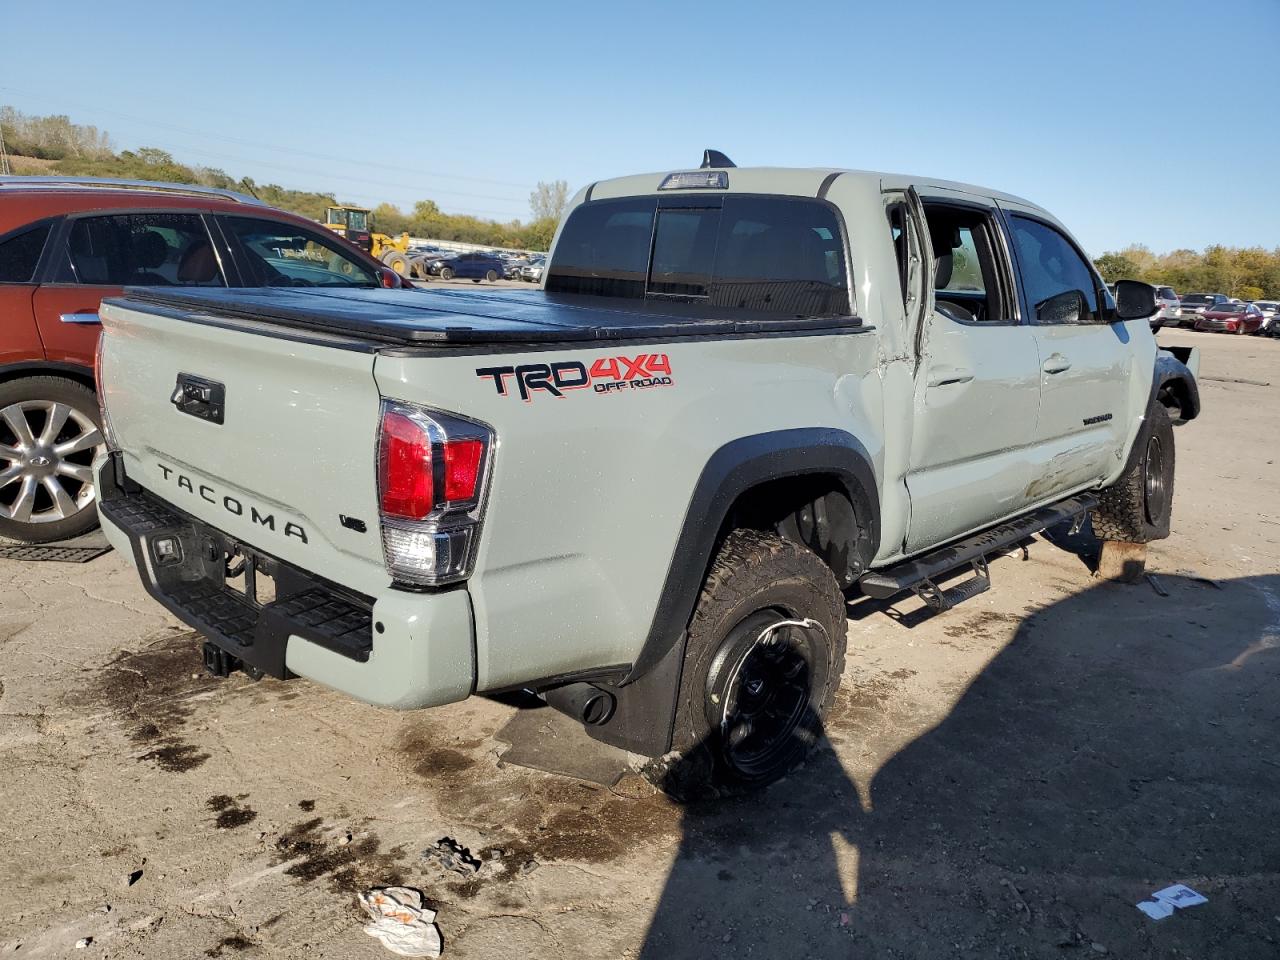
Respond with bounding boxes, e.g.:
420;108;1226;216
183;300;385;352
395;716;681;895
271;816;407;894
204;934;255;957
207;794;258;829
79;631;214;773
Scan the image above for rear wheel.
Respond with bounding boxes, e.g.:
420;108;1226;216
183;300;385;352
1093;401;1175;543
648;530;847;799
485;269;498;282
0;376;106;544
382;251;410;276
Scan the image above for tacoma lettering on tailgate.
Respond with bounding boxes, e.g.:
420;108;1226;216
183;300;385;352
156;463;309;543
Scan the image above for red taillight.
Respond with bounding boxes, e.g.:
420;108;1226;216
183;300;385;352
379;411;434;519
443;439;483;501
376;401;493;586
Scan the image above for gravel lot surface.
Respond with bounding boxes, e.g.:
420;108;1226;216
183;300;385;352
1;329;1277;959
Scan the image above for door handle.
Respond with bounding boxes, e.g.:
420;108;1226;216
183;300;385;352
927;368;975;388
59;311;101;325
1041;354;1072;374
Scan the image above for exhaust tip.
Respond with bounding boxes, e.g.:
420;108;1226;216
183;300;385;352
580;690;616;726
543;682;616;727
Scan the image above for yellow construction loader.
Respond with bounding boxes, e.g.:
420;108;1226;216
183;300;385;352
324;205;417;277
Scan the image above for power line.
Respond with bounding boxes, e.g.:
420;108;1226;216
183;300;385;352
0;86;542;191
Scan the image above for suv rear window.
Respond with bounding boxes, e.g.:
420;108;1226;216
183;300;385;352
0;221;53;283
55;214;224;287
546;196;850;319
1156;286;1175;299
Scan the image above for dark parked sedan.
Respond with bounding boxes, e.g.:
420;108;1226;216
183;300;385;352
1194;302;1265;334
436;251;506;282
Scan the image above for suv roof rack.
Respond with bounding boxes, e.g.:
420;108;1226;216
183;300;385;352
0;175;263;205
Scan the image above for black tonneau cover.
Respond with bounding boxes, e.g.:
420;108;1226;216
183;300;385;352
111;287;862;346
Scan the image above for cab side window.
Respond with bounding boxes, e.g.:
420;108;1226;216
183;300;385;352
1007;216;1101;324
922;203;1011;324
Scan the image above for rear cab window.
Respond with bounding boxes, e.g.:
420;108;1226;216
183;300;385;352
546;195;850;319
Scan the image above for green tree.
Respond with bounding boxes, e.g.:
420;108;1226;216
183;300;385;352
1093;251;1143;282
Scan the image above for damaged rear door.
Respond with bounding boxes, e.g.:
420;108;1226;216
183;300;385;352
900;188;1042;554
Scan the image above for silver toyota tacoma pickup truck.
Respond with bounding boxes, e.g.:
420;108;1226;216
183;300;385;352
93;153;1200;794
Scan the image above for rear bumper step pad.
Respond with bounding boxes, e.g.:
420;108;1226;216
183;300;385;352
98;454;374;679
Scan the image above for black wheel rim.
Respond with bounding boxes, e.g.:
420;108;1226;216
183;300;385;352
704;610;823;779
1144;433;1168;524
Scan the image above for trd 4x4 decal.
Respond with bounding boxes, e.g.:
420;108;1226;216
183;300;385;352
476;354;674;401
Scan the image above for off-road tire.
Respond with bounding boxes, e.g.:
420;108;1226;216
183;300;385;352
1093;403;1175;543
648;529;847;800
382;251;410;276
0;376;105;544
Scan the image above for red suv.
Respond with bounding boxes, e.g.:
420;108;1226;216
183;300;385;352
0;177;403;544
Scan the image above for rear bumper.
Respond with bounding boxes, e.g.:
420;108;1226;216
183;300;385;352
95;453;475;709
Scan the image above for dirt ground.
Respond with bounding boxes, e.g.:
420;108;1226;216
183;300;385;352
2;329;1277;959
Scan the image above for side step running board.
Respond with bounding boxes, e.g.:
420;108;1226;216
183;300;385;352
859;494;1097;606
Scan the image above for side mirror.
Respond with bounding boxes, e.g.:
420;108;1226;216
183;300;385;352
1036;289;1086;325
1114;279;1158;321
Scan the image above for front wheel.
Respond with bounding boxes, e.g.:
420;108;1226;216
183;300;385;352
0;376;106;544
648;530;847;799
1093;403;1175;543
439;267;454;281
485;269;498;282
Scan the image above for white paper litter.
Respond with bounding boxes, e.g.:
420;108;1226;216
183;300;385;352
358;886;443;958
1152;883;1208;909
1137;882;1208;920
1136;899;1176;920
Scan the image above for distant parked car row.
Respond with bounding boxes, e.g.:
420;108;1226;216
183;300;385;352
403;246;547;283
1105;282;1277;337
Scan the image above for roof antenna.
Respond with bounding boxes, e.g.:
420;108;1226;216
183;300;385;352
701;149;735;169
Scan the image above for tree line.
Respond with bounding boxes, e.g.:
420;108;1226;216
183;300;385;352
1;107;564;250
1093;245;1280;301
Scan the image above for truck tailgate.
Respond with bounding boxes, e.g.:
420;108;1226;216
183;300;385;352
98;299;388;593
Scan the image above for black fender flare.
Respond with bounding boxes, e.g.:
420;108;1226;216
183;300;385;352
0;360;96;385
1153;349;1200;422
627;427;880;685
1120;352;1199;478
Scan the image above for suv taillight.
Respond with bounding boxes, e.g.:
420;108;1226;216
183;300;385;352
377;400;493;586
93;332;119;452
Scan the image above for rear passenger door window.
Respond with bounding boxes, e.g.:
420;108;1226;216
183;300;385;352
1006;216;1101;324
921;204;1012;324
53;213;225;287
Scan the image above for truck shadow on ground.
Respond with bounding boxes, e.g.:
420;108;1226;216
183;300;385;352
638;573;1280;959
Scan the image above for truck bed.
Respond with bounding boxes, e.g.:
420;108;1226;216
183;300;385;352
112;287;862;346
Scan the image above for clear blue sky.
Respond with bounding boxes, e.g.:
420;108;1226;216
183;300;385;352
3;0;1276;255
